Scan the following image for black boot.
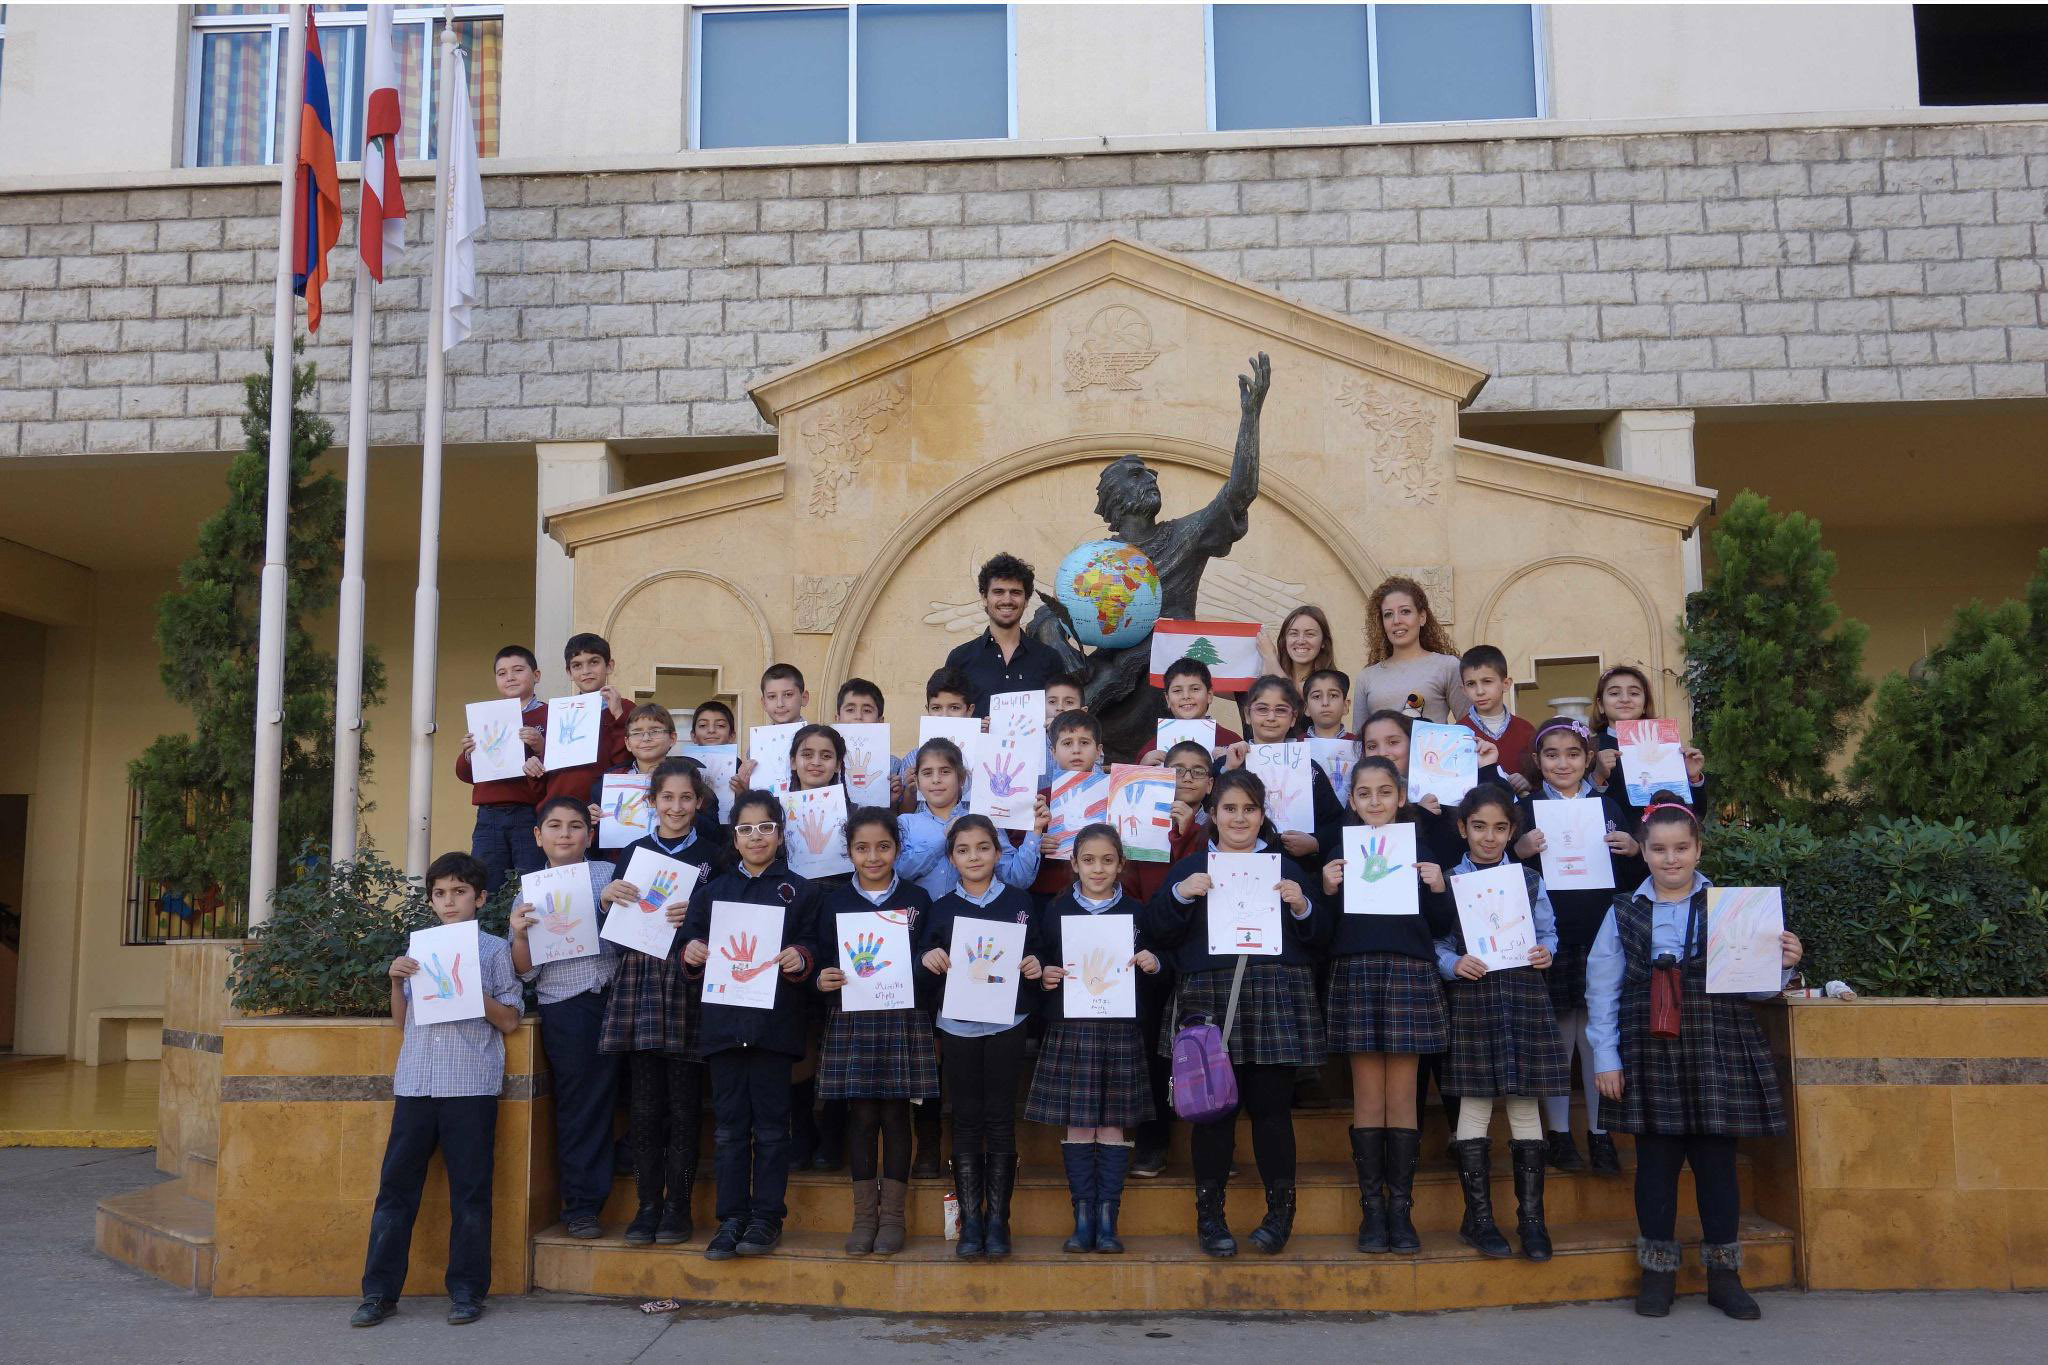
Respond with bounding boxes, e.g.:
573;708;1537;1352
1348;1127;1390;1253
1509;1138;1553;1261
1635;1237;1681;1317
1451;1138;1512;1258
1059;1142;1098;1254
1704;1242;1762;1320
984;1153;1019;1260
1194;1179;1236;1258
1248;1183;1296;1255
1383;1127;1422;1254
1588;1130;1622;1174
623;1200;661;1246
1545;1129;1585;1171
1094;1142;1131;1254
952;1153;986;1258
657;1154;695;1245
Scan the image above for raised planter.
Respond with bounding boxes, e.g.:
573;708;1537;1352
1775;996;2048;1290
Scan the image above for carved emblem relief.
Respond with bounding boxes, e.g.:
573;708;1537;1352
1390;564;1454;624
1337;376;1441;504
794;575;857;634
801;377;908;518
1063;304;1172;393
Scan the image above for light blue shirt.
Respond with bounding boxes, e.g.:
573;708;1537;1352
895;806;1040;899
1584;872;1793;1073
853;877;899;907
1433;854;1559;979
936;879;1030;1038
644;828;698;858
1073;888;1124;913
518;860;619;1004
394;931;523;1098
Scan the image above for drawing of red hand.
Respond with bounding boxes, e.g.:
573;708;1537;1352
796;807;833;854
636;869;679;914
983;751;1027;798
541;892;578;936
965;936;1007;985
844;932;890;979
723;932;776;982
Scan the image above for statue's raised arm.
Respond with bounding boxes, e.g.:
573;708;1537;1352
1194;352;1270;556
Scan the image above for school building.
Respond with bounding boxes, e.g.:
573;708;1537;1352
0;3;2043;1066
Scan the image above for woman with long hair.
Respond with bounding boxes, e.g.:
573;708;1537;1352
1350;576;1469;729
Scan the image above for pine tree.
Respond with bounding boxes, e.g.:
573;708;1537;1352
1850;549;2048;882
1680;491;1868;824
1183;636;1225;667
127;347;384;915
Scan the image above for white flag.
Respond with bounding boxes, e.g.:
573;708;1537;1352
441;49;485;351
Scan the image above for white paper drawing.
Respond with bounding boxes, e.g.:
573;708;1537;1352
1247;741;1316;834
1060;913;1137;1019
1408;721;1479;806
598;771;652;849
988;690;1047;757
1207;850;1282;956
836;722;895;809
702;900;787;1010
405;920;485;1025
836;909;917;1013
465;698;527;783
1706;886;1785;994
1618;718;1691;807
1156;717;1217;756
677;744;739;824
1309;737;1363;796
519;862;601;965
544;693;604;771
747;722;804;794
941;915;1028;1025
1532;797;1617;891
600;849;700;960
1343;823;1419;917
1451;862;1537;972
969;737;1039;831
781;784;855;879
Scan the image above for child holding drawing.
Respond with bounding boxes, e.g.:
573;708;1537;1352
1510;717;1644;1175
601;758;720;1247
586;702;682;871
1027;824;1161;1254
1587;799;1801;1320
815;807;937;1257
678;790;821;1261
1143;770;1329;1259
1317;756;1454;1254
1588;664;1708;820
917;815;1042;1260
1433;784;1565;1263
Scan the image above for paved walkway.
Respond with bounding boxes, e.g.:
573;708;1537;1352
0;1059;157;1147
8;1147;2042;1364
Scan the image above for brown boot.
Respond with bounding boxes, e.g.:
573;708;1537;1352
845;1178;880;1255
873;1178;910;1255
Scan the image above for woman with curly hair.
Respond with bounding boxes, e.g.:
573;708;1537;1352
1350;576;1471;729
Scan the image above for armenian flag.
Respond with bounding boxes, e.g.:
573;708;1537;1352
292;14;343;331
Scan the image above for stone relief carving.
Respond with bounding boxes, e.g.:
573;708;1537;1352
1337;376;1441;504
801;376;908;518
1390;564;1454;624
1063;304;1171;393
794;574;857;634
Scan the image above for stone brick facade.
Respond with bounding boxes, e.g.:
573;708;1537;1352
2;121;2045;456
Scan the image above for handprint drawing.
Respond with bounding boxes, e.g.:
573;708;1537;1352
555;707;589;746
795;806;834;854
635;869;679;915
608;789;647;829
1354;833;1401;885
1072;946;1117;996
419;952;464;1002
995;707;1036;740
722;932;776;982
981;749;1028;798
476;722;511;762
541;892;581;937
965;936;1008;985
1264;771;1302;820
843;932;892;979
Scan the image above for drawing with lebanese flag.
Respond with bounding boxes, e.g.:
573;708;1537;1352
1148;619;1262;690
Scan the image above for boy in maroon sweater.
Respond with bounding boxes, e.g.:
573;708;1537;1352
1458;645;1535;795
457;645;548;891
539;632;630;819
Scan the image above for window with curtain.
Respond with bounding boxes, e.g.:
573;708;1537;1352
186;4;503;167
1210;3;1541;132
694;3;1012;150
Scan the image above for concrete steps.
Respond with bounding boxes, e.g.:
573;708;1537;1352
96;1178;215;1292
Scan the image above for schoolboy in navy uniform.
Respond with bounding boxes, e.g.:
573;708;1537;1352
456;645;547;891
351;852;523;1329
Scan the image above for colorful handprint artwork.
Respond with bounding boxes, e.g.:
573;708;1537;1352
988;689;1046;753
544;693;603;771
836;723;894;807
1617;718;1690;807
518;863;599;965
1705;886;1784;994
1247;741;1315;833
1408;722;1479;806
465;698;527;782
1451;863;1537;970
969;738;1039;831
601;849;701;959
703;900;786;1009
1061;913;1137;1018
835;911;915;1012
942;915;1028;1025
406;921;485;1024
780;785;854;878
418;952;463;1002
599;772;652;848
1106;764;1176;862
1342;822;1419;916
1045;770;1111;861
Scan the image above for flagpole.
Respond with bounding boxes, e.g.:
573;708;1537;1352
404;18;460;880
331;178;374;866
250;3;308;928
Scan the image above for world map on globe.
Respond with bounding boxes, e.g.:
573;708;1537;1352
1054;539;1163;649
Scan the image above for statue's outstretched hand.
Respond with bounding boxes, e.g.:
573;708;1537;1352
1240;351;1271;416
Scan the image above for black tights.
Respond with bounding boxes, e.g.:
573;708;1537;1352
627;1052;703;1205
938;1025;1027;1155
1633;1132;1741;1244
847;1099;912;1182
1190;1061;1297;1187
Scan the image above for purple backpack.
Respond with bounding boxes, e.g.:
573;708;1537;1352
1170;957;1248;1123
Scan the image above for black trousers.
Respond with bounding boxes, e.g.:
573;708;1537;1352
469;803;542;893
847;1098;912;1182
1190;1061;1297;1187
1135;966;1174;1152
361;1095;498;1305
539;989;618;1219
626;1052;703;1205
938;1023;1028;1155
707;1047;796;1223
1634;1132;1742;1244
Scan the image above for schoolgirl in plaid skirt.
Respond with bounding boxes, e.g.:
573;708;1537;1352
1026;824;1162;1255
599;759;720;1248
1587;799;1801;1321
1434;785;1566;1265
815;807;937;1257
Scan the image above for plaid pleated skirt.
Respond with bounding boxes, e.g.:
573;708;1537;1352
1443;967;1571;1097
1600;970;1787;1138
1025;1019;1156;1128
818;1005;940;1101
599;950;697;1057
1546;942;1591;1011
1326;952;1449;1055
1160;962;1326;1068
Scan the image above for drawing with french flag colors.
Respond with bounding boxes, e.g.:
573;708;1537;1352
1148;619;1263;690
1045;769;1111;861
1106;764;1177;862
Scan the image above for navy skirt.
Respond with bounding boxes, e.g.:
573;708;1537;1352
1442;966;1571;1097
1326;952;1449;1056
1025;1019;1155;1128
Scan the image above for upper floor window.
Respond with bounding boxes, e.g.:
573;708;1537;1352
1208;3;1542;132
692;3;1014;150
1914;5;2048;105
185;4;502;168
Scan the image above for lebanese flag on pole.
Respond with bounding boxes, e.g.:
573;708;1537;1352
291;13;343;332
357;4;406;282
1148;620;1264;690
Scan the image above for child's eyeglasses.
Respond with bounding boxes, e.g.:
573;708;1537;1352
1168;764;1212;779
731;821;779;837
626;727;671;740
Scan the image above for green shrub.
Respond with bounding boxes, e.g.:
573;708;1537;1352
228;849;513;1018
1706;817;2048;998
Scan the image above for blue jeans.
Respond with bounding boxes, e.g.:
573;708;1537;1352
361;1095;498;1304
470;803;542;893
539;990;618;1220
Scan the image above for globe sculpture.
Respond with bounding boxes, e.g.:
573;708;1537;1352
1054;539;1163;650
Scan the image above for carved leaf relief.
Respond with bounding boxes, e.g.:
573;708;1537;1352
801;377;908;518
1337;377;1441;505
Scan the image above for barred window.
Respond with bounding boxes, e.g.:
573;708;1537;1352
185;4;502;168
124;785;247;947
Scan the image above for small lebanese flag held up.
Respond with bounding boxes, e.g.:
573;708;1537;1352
291;12;343;331
357;4;407;282
1148;619;1263;690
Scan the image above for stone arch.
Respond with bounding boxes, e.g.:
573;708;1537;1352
1471;554;1669;688
602;568;777;704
